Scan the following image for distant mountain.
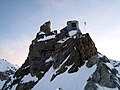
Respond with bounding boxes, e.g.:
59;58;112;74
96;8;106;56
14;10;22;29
2;21;120;90
0;59;18;89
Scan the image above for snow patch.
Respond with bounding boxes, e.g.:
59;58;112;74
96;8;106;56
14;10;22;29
68;30;78;37
21;74;38;83
46;57;52;63
38;35;55;42
98;53;104;58
39;31;45;35
24;65;30;69
60;54;71;67
106;62;114;69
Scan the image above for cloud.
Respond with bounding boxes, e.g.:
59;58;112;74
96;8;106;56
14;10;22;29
0;35;32;66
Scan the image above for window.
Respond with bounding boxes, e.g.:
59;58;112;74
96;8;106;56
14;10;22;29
71;23;76;27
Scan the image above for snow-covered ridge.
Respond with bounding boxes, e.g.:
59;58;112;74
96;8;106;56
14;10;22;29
0;59;18;90
0;59;18;72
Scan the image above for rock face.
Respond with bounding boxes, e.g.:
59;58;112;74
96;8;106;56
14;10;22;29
2;21;120;90
85;56;120;90
40;21;51;34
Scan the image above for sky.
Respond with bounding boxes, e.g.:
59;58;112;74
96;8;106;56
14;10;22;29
0;0;120;66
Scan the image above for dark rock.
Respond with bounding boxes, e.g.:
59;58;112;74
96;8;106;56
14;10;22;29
40;21;51;34
85;56;120;89
16;81;37;90
84;81;97;90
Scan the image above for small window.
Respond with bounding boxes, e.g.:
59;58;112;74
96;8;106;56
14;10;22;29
71;23;76;27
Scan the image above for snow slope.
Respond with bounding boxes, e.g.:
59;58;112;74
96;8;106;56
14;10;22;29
33;63;96;90
0;59;18;72
32;59;120;90
0;80;6;90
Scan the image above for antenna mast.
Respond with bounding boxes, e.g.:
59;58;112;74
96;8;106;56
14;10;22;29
84;22;86;33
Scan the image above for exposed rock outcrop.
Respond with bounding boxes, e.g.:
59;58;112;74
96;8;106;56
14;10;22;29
85;55;120;90
40;21;51;34
2;21;120;90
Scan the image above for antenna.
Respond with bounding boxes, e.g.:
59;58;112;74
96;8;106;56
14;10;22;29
84;22;86;33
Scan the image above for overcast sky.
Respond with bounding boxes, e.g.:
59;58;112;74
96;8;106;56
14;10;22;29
0;0;120;66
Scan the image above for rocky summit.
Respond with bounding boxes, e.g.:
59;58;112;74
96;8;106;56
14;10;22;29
2;21;120;90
